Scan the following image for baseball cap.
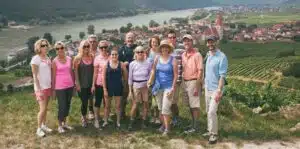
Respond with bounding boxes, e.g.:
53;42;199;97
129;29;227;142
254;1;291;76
182;34;193;40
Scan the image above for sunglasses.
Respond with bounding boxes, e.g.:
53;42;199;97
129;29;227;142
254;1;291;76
41;44;48;48
89;41;97;43
168;36;176;39
99;46;108;49
83;45;90;49
136;51;144;54
56;47;64;50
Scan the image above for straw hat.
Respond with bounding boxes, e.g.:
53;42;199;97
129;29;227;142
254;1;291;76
159;40;174;53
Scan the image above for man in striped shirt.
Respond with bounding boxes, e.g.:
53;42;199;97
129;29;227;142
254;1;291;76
168;30;185;126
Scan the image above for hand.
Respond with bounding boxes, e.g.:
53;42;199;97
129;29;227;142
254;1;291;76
91;86;95;94
214;90;222;103
76;84;81;92
124;61;129;66
167;88;174;99
128;91;133;101
193;87;200;96
104;89;108;98
147;81;152;88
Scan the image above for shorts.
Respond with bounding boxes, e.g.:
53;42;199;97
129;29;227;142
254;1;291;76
182;80;200;108
35;88;52;101
156;88;173;115
133;86;148;103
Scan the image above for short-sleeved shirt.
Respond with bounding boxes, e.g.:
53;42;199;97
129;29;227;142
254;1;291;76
30;55;52;91
128;60;152;88
182;49;203;81
94;55;110;86
205;49;228;91
118;44;137;70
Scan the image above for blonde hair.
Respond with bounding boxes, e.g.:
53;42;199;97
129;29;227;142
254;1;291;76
133;46;146;60
74;40;92;61
54;41;65;49
34;39;50;54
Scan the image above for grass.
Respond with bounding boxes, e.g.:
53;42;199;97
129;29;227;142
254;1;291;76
0;72;20;84
0;90;299;148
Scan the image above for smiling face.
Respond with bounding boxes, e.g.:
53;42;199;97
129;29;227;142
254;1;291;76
135;50;145;61
56;44;65;57
110;49;118;61
126;33;135;47
183;38;193;50
167;33;176;46
88;37;98;50
98;41;109;57
39;41;49;55
82;42;90;55
161;45;171;56
206;40;216;51
151;38;159;49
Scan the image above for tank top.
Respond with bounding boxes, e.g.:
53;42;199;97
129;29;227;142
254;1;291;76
106;61;123;89
156;56;174;90
78;59;94;88
54;56;74;90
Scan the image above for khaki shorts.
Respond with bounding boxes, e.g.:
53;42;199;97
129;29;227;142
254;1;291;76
156;89;173;115
182;80;201;108
133;86;148;103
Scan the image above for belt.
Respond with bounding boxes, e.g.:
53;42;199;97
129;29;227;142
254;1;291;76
184;78;197;81
133;80;148;83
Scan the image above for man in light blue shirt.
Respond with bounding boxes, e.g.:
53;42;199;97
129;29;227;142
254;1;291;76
203;36;228;144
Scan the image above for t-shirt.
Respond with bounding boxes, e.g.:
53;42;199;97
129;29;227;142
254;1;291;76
30;55;52;91
94;55;110;86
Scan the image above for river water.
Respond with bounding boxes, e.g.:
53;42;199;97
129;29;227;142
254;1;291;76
0;9;196;59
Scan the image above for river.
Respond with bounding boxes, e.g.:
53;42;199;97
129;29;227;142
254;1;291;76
0;9;196;59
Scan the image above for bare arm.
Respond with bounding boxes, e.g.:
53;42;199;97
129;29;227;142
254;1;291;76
92;63;99;88
196;53;204;89
172;58;178;90
31;64;41;91
102;64;108;91
51;60;57;91
74;59;80;86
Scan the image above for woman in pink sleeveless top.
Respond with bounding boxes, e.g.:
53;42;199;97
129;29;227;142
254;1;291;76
52;41;74;134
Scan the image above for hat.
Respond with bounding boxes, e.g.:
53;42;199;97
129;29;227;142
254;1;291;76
206;36;217;42
183;34;193;40
134;46;146;52
159;40;174;53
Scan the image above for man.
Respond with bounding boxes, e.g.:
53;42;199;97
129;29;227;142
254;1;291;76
167;30;184;126
203;36;228;144
181;34;203;134
118;32;137;119
87;34;99;120
88;34;99;57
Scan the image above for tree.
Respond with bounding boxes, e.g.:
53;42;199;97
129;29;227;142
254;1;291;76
142;25;148;32
26;36;40;54
43;32;53;44
102;29;106;33
79;31;85;40
0;15;8;27
237;23;247;30
149;20;159;28
127;23;133;30
65;34;72;41
163;20;167;25
87;24;95;35
229;23;236;29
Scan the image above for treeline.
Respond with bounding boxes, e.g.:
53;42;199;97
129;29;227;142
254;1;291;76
0;0;212;23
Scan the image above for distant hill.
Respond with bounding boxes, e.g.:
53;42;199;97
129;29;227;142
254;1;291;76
212;0;283;5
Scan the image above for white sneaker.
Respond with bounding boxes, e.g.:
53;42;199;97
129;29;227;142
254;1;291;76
41;124;53;133
209;135;218;144
88;112;95;120
94;120;100;129
155;118;161;124
62;124;74;130
202;132;211;137
58;126;65;133
36;128;46;137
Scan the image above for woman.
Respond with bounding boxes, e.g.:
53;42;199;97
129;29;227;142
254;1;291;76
91;40;110;129
31;39;53;137
74;40;94;128
148;40;178;136
102;47;128;129
147;35;161;124
128;46;152;130
52;41;74;133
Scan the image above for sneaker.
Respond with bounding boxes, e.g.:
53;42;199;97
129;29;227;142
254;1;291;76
88;111;95;120
94;120;100;129
62;124;74;130
184;128;196;134
102;121;109;128
36;128;46;137
81;118;87;128
202;132;211;137
116;123;121;130
208;135;218;144
157;125;165;133
58;126;65;133
41;124;53;133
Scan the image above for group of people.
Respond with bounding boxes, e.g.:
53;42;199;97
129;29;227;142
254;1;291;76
31;30;228;144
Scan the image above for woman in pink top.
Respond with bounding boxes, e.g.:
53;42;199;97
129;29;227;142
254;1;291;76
30;39;53;137
52;41;74;134
91;40;110;129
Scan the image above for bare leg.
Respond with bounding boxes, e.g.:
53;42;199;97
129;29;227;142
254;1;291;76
115;96;121;126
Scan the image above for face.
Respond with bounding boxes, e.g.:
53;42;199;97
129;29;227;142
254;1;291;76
98;43;109;56
83;42;90;55
167;33;176;46
88;37;98;50
183;38;193;50
126;34;134;47
135;50;145;60
56;44;65;57
110;50;118;61
206;40;216;51
151;38;159;48
161;46;170;55
40;41;48;54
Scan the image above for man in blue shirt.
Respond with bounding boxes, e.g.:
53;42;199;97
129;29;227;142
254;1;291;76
204;36;228;144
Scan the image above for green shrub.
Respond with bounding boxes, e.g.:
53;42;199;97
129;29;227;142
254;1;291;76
276;49;295;58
